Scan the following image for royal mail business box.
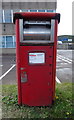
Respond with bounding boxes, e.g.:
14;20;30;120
13;12;60;106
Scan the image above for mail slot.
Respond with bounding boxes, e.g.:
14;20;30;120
14;12;60;106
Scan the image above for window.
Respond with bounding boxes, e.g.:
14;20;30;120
13;36;16;48
0;36;2;48
22;9;29;12
30;10;37;12
47;10;55;12
2;36;6;48
1;9;56;23
13;9;21;12
0;9;3;23
0;36;5;48
4;10;12;23
11;10;13;23
0;36;16;48
6;36;13;48
38;10;45;12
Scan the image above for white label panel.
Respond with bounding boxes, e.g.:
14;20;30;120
29;53;45;64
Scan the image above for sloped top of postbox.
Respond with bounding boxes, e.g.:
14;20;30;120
13;12;60;24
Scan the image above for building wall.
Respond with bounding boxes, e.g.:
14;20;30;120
2;24;15;35
0;1;57;54
2;2;57;10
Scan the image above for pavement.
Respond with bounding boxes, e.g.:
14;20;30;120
0;50;73;85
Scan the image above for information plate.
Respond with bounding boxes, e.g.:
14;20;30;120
29;53;45;64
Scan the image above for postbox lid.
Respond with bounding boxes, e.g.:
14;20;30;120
13;12;60;24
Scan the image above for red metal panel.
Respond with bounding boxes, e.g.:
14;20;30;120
20;46;54;106
52;20;58;101
15;19;22;104
14;12;59;106
14;12;60;22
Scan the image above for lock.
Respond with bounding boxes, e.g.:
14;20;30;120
21;71;27;83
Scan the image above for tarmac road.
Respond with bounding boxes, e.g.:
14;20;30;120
0;50;72;85
57;50;72;83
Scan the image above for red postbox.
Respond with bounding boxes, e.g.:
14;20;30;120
13;12;60;106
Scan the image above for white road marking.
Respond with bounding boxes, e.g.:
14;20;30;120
0;65;3;67
58;54;72;62
60;63;67;65
0;64;16;80
56;76;61;84
57;55;72;64
56;57;61;62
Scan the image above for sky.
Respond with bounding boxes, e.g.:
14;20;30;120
56;0;73;36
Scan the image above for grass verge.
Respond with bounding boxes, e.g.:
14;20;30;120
2;83;73;119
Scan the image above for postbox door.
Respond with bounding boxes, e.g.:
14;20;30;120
20;46;53;106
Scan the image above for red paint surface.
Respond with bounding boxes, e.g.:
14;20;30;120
15;12;59;106
29;55;36;56
52;20;58;101
16;20;21;104
14;12;59;21
20;46;53;106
